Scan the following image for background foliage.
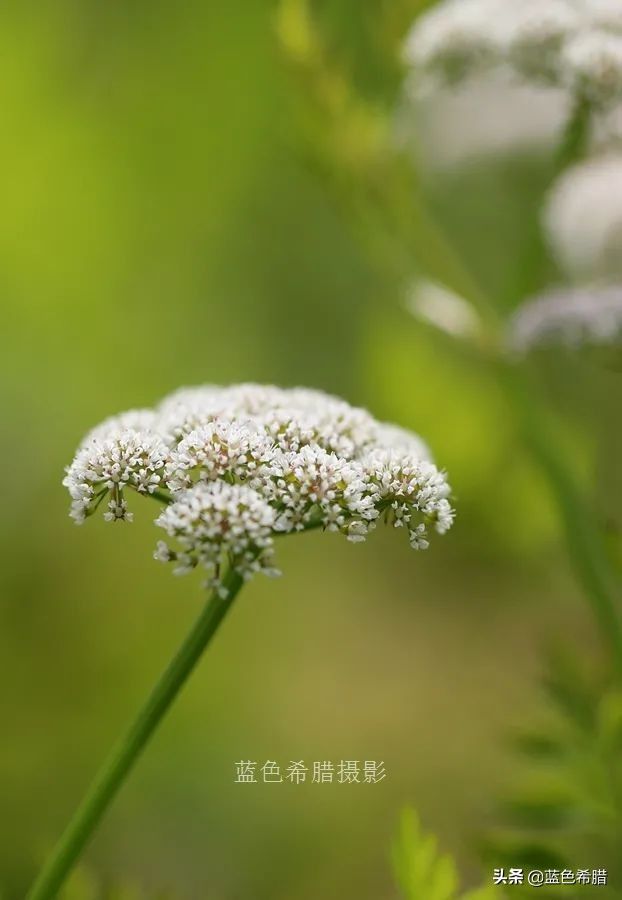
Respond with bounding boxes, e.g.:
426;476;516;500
2;1;621;897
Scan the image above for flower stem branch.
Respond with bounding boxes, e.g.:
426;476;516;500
148;488;173;505
26;568;244;900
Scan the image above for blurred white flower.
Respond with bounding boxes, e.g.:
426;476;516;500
499;0;580;82
80;409;159;447
65;385;454;589
156;385;231;443
403;0;622;115
370;421;432;463
562;30;622;105
544;153;622;279
508;285;622;351
402;68;569;169
580;0;622;32
402;0;501;87
406;280;481;339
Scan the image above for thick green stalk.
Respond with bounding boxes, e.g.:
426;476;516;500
26;568;244;900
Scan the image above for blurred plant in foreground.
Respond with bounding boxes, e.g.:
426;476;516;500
277;0;622;890
277;0;622;669
392;809;504;900
28;808;508;900
483;649;622;898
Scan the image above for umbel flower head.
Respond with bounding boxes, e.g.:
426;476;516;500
63;384;454;594
403;0;622;107
508;285;622;352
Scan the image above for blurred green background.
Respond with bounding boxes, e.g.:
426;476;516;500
2;2;621;898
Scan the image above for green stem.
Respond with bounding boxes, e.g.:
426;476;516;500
148;488;173;505
498;363;622;676
554;93;592;173
510;94;591;306
26;568;245;900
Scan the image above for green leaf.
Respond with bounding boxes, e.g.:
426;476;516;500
392;808;459;900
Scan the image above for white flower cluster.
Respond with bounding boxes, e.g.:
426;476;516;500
64;385;454;592
155;482;279;594
508;285;622;351
63;430;169;524
544;153;622;280
404;0;622;107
